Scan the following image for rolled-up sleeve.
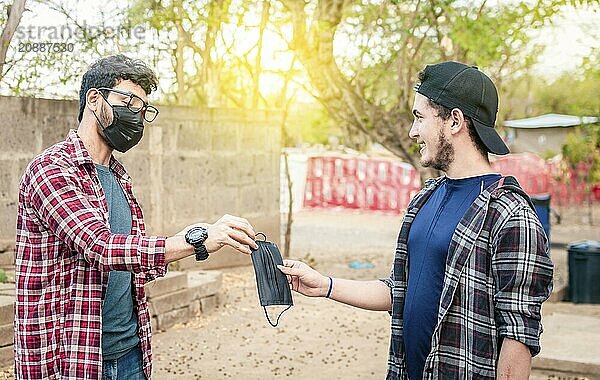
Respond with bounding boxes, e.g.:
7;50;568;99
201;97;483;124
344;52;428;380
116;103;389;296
492;206;554;356
379;277;394;289
27;160;167;274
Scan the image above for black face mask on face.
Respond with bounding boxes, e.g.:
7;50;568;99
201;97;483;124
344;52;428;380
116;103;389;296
251;233;293;327
92;102;144;153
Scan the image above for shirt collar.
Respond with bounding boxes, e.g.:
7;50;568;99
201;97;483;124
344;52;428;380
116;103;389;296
66;129;131;183
109;155;131;182
67;129;94;167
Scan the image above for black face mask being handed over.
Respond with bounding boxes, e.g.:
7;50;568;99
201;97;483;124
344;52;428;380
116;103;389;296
92;94;145;153
251;233;293;327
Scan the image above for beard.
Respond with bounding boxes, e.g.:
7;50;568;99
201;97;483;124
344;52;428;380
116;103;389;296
421;128;454;172
95;103;113;135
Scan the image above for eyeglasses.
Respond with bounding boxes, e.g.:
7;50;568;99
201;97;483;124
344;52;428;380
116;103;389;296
97;87;159;122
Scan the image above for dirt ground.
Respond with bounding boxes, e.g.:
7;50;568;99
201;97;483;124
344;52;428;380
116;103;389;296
153;263;391;379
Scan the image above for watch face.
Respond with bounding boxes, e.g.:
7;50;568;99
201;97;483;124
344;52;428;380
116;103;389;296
189;229;203;240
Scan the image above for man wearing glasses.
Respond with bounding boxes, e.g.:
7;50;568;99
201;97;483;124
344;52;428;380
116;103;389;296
14;54;258;380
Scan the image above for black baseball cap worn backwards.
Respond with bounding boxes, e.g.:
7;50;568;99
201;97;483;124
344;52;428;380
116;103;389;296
414;61;509;155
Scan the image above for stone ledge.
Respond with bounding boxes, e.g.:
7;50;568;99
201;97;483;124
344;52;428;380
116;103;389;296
149;288;193;316
155;307;189;332
148;270;222;332
145;271;189;299
0;284;14;297
0;324;12;347
0;240;13;252
187;271;222;300
0;345;12;367
0;297;14;326
0;270;222;358
0;247;14;268
200;295;218;313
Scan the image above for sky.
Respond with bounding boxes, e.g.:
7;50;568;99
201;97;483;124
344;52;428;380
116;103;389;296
532;5;599;79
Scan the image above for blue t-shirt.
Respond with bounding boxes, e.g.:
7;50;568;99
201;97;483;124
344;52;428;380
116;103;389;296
95;164;139;360
403;174;501;379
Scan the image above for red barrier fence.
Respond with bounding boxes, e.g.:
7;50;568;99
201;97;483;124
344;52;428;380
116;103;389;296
302;153;596;213
303;156;421;214
490;153;594;206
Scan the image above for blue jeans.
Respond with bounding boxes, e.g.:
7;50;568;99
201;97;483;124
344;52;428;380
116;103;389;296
102;345;146;380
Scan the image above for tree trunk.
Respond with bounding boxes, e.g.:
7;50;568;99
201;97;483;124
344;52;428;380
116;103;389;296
0;0;27;82
282;152;293;257
175;30;186;103
282;0;436;182
252;0;270;109
172;1;187;103
280;54;297;256
201;0;232;106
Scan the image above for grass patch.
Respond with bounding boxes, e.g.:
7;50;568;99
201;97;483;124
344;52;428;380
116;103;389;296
0;269;7;284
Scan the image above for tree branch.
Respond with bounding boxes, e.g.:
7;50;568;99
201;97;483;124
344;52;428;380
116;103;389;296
0;0;27;82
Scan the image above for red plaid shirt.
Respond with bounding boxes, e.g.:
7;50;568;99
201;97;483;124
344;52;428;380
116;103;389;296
15;130;167;379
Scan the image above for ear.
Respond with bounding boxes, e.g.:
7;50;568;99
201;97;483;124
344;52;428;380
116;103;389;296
449;108;466;136
85;88;101;112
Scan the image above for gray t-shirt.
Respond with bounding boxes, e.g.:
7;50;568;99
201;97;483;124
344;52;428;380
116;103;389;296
95;164;140;360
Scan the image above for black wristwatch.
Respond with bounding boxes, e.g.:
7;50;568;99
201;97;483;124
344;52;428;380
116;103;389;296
185;226;209;261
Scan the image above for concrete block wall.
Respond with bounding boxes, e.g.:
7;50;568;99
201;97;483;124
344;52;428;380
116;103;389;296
0;97;77;265
0;96;281;269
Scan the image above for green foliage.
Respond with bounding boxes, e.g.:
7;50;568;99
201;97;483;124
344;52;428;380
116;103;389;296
1;0;596;157
0;1;8;26
562;124;600;183
336;0;571;109
0;269;7;284
284;104;340;146
1;1;152;97
541;149;559;160
321;0;591;159
533;78;599;116
491;44;599;121
127;0;273;107
550;3;600;222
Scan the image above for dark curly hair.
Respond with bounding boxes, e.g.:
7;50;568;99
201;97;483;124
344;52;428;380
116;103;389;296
78;54;158;122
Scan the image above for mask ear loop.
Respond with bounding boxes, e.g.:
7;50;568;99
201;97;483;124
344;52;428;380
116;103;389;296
263;305;292;327
255;232;267;242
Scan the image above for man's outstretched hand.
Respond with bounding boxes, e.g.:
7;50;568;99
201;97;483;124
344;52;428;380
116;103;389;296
205;214;258;254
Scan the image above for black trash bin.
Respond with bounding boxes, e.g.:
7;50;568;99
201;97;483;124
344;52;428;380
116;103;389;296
568;240;600;304
531;194;550;240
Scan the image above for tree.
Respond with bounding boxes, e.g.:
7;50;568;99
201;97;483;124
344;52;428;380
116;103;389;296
128;0;234;106
0;0;26;82
280;0;591;176
532;47;600;116
2;0;595;160
128;0;282;108
1;0;149;96
562;123;600;224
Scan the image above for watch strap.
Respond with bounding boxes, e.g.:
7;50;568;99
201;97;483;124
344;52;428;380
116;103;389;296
194;245;209;261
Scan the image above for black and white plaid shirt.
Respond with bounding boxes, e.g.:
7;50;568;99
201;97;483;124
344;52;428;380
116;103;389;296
381;176;553;379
